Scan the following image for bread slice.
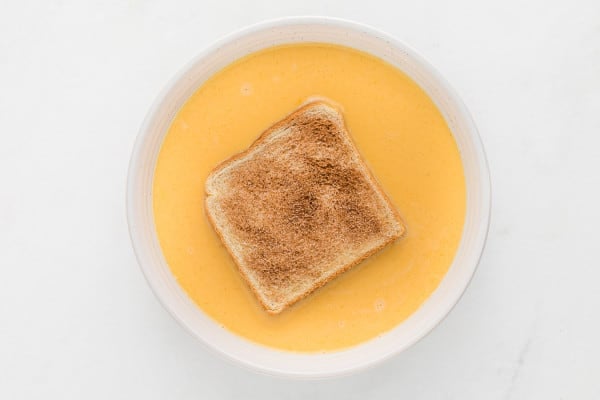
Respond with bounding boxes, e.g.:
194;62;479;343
205;101;406;314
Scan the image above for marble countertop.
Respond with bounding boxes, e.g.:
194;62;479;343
1;1;599;398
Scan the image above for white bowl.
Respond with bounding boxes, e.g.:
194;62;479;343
127;17;491;379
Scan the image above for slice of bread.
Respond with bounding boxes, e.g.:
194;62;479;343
205;101;406;314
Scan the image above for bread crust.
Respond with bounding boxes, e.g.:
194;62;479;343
204;101;406;314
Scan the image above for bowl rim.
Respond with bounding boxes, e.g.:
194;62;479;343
127;16;491;379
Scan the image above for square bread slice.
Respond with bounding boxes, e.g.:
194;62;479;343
205;101;406;314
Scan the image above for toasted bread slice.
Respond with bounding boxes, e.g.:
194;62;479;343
205;101;406;314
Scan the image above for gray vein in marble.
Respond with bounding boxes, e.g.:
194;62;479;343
503;318;538;400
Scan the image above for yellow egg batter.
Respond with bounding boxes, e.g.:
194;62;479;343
153;44;466;352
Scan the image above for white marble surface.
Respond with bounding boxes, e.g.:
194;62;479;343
1;1;599;398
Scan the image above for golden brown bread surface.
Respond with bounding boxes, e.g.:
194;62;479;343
205;101;406;314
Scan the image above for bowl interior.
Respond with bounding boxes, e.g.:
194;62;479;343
127;18;490;378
